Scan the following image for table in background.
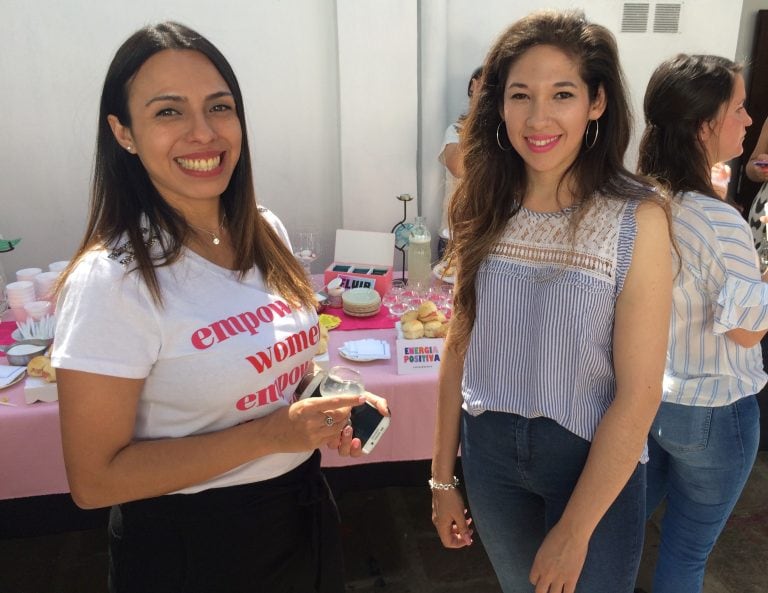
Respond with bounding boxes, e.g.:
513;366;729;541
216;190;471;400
0;326;440;501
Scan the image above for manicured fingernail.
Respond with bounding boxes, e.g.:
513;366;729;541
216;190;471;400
343;425;352;436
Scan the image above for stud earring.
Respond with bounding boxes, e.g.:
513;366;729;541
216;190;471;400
126;145;133;153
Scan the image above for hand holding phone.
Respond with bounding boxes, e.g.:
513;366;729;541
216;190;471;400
295;368;390;454
349;398;390;454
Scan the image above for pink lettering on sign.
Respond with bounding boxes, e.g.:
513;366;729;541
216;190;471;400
190;301;293;350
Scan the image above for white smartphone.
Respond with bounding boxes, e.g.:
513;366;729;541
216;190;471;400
350;401;390;454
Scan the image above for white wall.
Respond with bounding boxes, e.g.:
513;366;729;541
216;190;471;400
337;0;419;235
419;0;747;229
0;0;759;280
0;0;342;273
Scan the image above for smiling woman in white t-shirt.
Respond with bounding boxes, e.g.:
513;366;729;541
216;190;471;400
51;22;388;593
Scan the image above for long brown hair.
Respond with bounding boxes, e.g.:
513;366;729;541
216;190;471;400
62;22;314;309
637;54;742;200
448;10;654;351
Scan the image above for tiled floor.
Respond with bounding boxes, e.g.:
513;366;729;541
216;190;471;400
1;453;766;593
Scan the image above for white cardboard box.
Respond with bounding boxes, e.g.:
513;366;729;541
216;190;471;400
24;376;59;404
323;229;395;298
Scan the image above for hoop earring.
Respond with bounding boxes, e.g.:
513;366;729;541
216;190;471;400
496;121;512;151
584;119;599;149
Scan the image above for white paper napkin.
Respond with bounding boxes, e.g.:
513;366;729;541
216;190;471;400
339;339;391;360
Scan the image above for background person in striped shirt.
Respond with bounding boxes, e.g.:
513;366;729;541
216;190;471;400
430;10;673;593
637;54;763;593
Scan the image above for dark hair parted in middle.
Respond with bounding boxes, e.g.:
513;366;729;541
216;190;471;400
447;10;655;349
78;21;314;308
637;54;742;200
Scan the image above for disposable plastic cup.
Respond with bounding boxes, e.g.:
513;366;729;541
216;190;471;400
23;300;52;321
9;305;28;323
16;268;42;283
48;261;69;273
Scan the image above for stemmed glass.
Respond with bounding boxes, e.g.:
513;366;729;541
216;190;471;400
293;231;318;276
320;366;364;397
382;282;407;320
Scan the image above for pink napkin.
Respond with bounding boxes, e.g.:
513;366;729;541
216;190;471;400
330;307;396;331
0;321;17;349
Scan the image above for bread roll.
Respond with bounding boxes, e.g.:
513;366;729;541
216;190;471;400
417;300;438;322
27;355;56;382
316;325;329;355
423;320;446;338
402;320;424;339
400;310;419;324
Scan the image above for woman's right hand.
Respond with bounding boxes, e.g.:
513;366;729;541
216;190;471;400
265;394;365;453
431;488;474;548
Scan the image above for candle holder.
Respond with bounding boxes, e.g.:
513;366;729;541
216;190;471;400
390;193;414;282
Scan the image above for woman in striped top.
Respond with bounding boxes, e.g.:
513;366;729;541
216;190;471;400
637;55;763;593
430;10;673;593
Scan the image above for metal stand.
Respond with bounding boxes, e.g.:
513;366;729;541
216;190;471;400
390;194;413;283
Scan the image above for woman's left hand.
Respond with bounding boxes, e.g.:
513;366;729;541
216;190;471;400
326;391;389;457
529;521;589;593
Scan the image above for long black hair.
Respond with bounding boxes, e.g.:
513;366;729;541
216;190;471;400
638;54;741;200
69;22;314;308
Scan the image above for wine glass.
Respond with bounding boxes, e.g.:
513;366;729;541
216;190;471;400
293;231;318;276
381;291;399;318
320;366;364;397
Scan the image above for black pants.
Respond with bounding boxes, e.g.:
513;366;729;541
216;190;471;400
108;451;344;593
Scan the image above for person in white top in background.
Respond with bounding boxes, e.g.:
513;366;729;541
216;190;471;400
51;21;387;593
437;66;483;256
637;54;764;593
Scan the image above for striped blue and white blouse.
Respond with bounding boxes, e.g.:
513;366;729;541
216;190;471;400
664;191;768;407
462;196;638;444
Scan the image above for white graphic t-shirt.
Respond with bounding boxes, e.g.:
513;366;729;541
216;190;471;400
52;210;318;493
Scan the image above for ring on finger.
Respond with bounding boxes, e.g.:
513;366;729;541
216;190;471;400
324;415;335;427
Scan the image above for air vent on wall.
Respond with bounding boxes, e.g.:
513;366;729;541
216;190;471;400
654;3;682;33
621;3;650;33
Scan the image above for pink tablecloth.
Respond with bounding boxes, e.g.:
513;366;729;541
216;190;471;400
0;320;17;346
0;328;439;500
330;307;395;331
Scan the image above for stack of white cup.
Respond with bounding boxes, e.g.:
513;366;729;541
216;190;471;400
6;280;36;322
49;261;69;273
34;271;60;302
16;267;42;284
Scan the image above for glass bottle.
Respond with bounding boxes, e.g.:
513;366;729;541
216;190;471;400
407;216;432;288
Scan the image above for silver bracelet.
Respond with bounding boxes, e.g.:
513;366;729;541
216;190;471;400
428;476;460;491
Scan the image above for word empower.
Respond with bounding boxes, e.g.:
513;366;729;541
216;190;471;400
190;301;292;350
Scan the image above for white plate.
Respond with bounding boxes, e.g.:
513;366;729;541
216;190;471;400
0;369;26;390
432;262;455;284
338;349;378;362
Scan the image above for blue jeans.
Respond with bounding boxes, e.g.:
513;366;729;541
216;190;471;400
461;411;646;593
646;396;760;593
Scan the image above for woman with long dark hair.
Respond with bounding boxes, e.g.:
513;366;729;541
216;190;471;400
637;54;763;593
430;10;672;592
51;22;387;593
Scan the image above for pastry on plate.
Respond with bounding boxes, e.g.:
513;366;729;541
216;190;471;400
401;320;425;339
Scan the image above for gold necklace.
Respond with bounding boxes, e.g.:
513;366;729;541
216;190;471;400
189;215;226;246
